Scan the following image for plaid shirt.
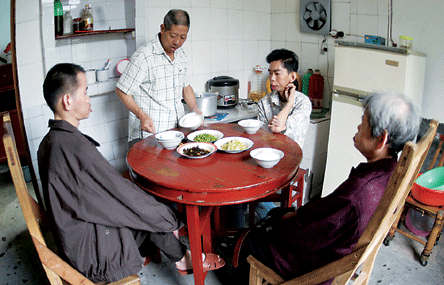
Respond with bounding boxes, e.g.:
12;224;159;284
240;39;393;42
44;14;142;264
257;90;312;148
116;34;190;140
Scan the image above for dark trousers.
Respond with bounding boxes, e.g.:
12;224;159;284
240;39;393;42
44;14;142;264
133;230;187;262
232;226;274;283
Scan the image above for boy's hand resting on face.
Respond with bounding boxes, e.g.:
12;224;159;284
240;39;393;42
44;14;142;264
283;83;297;105
268;83;297;133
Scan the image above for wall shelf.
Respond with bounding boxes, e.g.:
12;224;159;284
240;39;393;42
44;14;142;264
55;28;135;40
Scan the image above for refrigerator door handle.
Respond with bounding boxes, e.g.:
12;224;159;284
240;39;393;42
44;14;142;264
332;91;365;106
333;89;365;100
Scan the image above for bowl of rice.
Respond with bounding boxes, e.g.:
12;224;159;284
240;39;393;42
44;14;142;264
250;147;284;168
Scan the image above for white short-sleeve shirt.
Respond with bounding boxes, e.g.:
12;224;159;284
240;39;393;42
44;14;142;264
117;34;190;141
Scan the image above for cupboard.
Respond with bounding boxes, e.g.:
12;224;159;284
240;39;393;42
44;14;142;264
0;64;26;162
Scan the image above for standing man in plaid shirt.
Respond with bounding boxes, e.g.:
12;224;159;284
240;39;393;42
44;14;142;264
116;9;201;147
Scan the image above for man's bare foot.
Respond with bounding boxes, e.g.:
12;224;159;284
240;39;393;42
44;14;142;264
176;251;225;275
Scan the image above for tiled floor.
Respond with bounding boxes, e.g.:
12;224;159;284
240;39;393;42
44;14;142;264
1;165;443;285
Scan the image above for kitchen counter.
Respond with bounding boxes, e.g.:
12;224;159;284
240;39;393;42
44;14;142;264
204;103;258;124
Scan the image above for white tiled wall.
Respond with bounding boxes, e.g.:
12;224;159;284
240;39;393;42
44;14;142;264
143;1;272;100
42;0;135;87
15;0;393;179
16;0;135;178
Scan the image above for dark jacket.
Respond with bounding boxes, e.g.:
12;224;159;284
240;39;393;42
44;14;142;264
37;120;183;282
269;158;397;281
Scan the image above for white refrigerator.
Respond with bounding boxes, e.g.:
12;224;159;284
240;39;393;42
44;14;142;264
322;41;427;197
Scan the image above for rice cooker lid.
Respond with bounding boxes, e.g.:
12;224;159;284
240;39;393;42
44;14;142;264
208;76;239;87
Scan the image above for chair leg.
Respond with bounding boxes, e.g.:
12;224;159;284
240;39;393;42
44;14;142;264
293;171;304;208
384;204;406;246
420;211;444;266
287;168;305;208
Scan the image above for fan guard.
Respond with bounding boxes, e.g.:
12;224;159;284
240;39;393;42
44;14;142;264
300;0;331;35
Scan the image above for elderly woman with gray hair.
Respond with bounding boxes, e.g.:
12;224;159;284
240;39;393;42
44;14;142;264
233;92;420;284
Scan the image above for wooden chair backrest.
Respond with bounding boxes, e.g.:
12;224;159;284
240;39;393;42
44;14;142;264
247;119;439;285
306;119;437;285
427;132;444;170
3;112;140;285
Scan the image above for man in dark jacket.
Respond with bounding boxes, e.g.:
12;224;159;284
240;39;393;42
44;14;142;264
234;92;420;284
38;63;224;283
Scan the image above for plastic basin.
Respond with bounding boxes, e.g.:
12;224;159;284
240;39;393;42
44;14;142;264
411;166;444;206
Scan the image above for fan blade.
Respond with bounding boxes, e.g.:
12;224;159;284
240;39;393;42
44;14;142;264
303;11;312;20
306;3;315;12
316;3;325;13
312;20;318;30
309;20;315;28
320;11;327;21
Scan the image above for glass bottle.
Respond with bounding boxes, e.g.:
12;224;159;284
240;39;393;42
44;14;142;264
248;65;266;102
54;0;63;37
63;11;73;35
82;4;94;31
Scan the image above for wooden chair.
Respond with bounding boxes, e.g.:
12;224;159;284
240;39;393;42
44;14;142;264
2;112;141;285
246;119;438;285
384;131;444;266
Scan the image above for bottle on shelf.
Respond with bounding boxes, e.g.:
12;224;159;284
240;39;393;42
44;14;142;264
54;0;63;37
302;68;313;96
73;18;83;32
63;11;73;35
248;65;266;102
82;4;94;31
308;69;324;112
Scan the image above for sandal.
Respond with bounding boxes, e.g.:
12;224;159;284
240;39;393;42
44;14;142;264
177;253;226;276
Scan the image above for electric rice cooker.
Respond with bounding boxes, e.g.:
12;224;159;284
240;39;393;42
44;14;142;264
206;76;239;108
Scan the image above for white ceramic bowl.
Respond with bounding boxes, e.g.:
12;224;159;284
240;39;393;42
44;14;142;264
250;147;284;168
179;112;204;131
238;119;264;134
187;130;224;143
214;137;254;153
155;130;184;149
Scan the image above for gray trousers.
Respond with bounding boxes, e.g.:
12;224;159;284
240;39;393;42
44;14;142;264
133;230;187;262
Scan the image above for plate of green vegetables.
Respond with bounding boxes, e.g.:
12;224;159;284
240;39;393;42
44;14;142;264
187;130;224;143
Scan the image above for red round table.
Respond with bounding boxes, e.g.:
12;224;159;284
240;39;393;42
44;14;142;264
127;123;302;285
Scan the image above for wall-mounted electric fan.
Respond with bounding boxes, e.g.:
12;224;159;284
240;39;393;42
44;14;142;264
300;0;331;35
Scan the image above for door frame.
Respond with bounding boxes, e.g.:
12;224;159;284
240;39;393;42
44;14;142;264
9;0;44;206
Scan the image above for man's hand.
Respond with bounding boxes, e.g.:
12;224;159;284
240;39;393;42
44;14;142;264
268;115;286;133
139;112;156;134
189;107;203;115
283;83;296;105
268;83;297;134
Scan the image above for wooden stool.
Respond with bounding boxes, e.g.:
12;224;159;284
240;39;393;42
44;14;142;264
384;132;444;266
